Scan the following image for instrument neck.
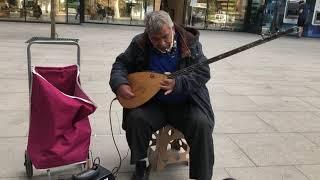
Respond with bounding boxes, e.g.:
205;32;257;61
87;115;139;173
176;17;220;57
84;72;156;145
167;27;298;79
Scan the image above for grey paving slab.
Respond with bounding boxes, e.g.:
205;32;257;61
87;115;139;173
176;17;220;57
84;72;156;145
284;70;320;83
0;62;25;73
314;111;320;117
213;135;255;168
307;84;320;94
248;96;319;112
0;79;28;93
212;72;248;84
148;168;230;180
296;165;320;180
116;169;231;180
225;166;309;180
214;111;275;133
90;135;132;173
230;133;320;166
0;68;27;80
257;112;320;132
89;110;122;136
80;70;108;82
0;137;29;177
223;83;320;97
115;111;126;135
0;110;28;137
81;81;112;96
206;83;230;97
234;69;288;82
212;95;264;111
300;97;320;109
302;133;320;146
90;93;123;112
0;93;28;110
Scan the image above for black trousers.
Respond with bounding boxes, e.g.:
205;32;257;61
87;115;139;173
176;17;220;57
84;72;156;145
124;99;214;180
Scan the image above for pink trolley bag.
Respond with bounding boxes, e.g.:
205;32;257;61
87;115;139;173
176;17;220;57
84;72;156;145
24;37;96;179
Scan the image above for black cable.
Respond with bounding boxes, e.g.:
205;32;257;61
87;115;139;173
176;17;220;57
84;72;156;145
109;97;129;178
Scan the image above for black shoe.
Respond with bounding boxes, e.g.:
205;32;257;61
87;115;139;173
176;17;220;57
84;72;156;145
131;161;151;180
223;178;237;180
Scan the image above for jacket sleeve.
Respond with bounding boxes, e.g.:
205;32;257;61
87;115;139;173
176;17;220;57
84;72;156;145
174;41;211;95
109;40;137;94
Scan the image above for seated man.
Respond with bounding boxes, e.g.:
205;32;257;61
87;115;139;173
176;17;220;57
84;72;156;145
109;10;215;180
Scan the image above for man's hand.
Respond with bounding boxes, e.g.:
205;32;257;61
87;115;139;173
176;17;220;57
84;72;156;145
116;84;135;99
160;78;175;95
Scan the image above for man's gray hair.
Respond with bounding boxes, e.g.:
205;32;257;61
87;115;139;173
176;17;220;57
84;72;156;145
145;10;174;35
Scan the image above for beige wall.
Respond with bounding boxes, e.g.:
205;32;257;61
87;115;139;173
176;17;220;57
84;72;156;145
155;0;161;11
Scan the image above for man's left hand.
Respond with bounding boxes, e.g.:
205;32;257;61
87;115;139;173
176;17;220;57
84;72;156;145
160;78;175;95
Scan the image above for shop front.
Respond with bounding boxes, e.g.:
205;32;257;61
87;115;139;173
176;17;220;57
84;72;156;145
0;0;80;23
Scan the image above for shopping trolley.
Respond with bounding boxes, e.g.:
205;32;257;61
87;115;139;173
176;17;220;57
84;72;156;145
24;37;96;179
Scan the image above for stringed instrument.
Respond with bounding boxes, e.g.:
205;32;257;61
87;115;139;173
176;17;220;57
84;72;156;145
117;27;299;109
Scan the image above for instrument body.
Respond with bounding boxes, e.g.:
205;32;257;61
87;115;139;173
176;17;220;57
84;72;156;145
117;27;299;109
117;72;167;109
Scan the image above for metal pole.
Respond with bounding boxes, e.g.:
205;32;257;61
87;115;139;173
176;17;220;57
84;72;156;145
51;0;56;38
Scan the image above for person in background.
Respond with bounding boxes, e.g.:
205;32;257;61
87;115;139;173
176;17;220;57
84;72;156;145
297;0;308;37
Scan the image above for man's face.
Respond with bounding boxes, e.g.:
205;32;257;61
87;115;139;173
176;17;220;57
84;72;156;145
148;24;174;53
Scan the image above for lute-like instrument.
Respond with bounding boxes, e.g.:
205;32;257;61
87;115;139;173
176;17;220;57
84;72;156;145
117;27;299;109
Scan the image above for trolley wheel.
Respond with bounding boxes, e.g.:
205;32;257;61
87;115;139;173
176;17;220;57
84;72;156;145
24;151;33;178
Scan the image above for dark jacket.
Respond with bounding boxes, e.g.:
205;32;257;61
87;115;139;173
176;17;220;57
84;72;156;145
109;24;215;128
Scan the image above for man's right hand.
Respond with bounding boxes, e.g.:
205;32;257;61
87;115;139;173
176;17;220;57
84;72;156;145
116;84;135;99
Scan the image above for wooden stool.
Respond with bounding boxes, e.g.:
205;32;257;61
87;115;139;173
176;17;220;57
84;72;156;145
148;125;190;171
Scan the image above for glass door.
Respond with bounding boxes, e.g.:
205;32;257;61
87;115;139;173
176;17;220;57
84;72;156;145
186;0;207;28
131;0;154;25
66;0;80;23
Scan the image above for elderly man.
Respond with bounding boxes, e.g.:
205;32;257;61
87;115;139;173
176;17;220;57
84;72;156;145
109;11;214;180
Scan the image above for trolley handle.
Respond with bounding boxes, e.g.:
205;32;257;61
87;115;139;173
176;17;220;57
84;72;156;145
26;37;80;91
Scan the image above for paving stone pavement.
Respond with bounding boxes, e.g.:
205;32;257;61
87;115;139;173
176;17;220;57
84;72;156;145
0;21;320;180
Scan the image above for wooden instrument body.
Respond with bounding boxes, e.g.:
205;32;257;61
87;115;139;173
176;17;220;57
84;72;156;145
117;72;167;108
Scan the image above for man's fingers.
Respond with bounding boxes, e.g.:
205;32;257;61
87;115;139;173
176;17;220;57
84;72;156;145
127;90;135;97
117;84;135;99
123;90;135;99
160;85;170;90
160;78;175;94
160;80;169;86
